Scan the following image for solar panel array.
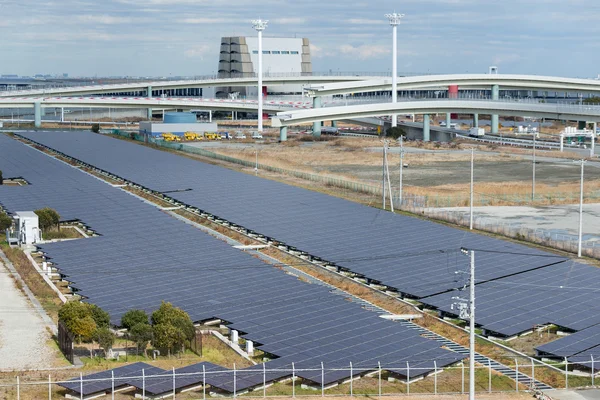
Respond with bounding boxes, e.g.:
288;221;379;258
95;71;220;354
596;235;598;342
16;131;592;338
0;134;462;390
18;131;563;301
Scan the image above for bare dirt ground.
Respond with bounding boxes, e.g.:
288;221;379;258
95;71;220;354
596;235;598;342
0;257;57;370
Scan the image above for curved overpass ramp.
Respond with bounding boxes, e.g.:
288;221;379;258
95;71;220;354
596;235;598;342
306;74;600;96
273;99;600;130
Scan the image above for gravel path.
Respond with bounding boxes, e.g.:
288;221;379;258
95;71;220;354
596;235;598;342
0;257;55;370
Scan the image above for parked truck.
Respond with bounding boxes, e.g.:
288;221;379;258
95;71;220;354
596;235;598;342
469;127;485;137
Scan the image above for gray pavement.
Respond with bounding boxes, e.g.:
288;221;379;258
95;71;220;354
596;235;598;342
551;389;600;400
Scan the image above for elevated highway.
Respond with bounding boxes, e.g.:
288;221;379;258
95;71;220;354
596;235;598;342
306;74;600;96
273;99;600;142
0;75;382;98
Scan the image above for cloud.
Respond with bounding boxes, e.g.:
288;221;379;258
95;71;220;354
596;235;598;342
184;44;211;58
339;44;390;59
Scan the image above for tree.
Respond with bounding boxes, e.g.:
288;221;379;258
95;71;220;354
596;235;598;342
34;207;60;231
0;213;12;232
129;323;153;357
89;304;110;328
385;126;406;139
91;123;100;133
0;169;3;185
58;302;111;343
94;327;116;358
151;302;195;356
121;309;149;330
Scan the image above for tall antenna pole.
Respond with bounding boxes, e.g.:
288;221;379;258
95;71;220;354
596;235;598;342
385;13;404;128
382;141;387;210
252;19;268;132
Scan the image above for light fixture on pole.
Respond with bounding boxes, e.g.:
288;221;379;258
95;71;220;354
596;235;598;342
252;19;268;132
385;12;404;128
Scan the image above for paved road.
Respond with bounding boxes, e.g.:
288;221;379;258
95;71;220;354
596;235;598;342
551;389;600;400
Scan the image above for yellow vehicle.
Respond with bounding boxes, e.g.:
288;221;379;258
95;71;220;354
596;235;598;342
204;132;220;140
184;131;203;141
161;132;181;142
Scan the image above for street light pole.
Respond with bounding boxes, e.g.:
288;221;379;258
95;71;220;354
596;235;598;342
399;135;404;208
385;12;404;128
252;19;268;133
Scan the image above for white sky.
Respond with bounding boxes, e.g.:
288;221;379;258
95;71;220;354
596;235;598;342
1;0;599;78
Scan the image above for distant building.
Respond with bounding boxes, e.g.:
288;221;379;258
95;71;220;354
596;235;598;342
216;36;312;98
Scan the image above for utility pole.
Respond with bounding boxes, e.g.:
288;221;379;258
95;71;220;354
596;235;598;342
470;148;474;230
255;146;258;176
452;249;476;400
399;135;404;208
532;132;536;202
382;141;387;210
577;159;586;257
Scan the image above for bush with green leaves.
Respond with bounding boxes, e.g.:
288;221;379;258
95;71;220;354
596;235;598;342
91;123;100;133
121;309;149;330
129;323;153;356
58;302;99;343
385;126;407;139
0;213;12;231
151;301;195;356
0;169;3;185
94;327;116;358
34;207;61;231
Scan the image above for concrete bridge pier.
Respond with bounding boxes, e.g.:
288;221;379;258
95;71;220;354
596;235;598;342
332;121;338;128
147;86;153;120
312;96;322;137
473;114;479;127
279;126;288;142
34;102;41;128
423;114;430;142
446;113;451;128
491;84;499;134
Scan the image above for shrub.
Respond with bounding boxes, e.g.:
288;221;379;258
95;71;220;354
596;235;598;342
151;301;195;356
0;213;12;231
91;124;100;133
121;309;149;330
34;208;60;231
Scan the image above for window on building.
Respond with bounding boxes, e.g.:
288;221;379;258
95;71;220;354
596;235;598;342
291;51;299;54
272;51;281;54
252;50;258;54
281;51;290;54
263;50;271;54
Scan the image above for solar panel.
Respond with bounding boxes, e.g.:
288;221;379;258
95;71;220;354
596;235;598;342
536;324;600;358
1;133;462;396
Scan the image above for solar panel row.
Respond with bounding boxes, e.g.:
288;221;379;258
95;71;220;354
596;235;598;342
0;133;462;393
16;131;580;340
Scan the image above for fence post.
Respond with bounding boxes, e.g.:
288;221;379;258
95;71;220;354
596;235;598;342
349;362;353;397
80;372;83;400
262;362;266;398
321;362;325;397
592;355;595;386
531;361;535;388
462;362;465;394
378;361;382;399
434;361;437;395
515;358;519;392
292;362;296;398
172;367;176;399
112;370;115;400
202;364;206;400
142;368;145;400
17;376;20;400
565;357;569;389
406;361;410;395
488;359;492;393
48;374;52;400
233;363;237;399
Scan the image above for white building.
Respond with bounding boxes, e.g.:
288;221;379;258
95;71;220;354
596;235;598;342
216;36;312;98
